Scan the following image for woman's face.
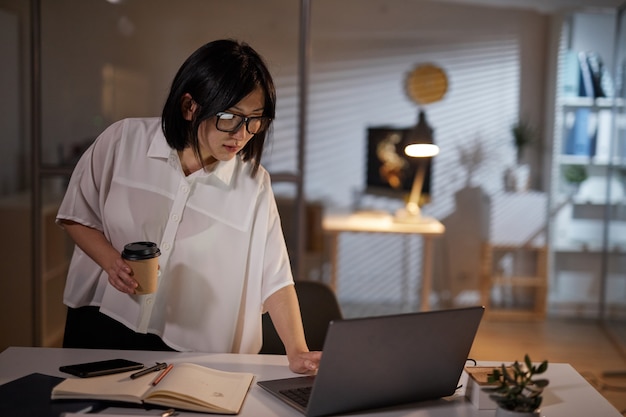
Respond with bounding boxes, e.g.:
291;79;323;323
196;87;265;164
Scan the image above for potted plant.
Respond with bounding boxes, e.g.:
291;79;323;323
512;120;537;164
563;164;588;195
506;119;538;192
484;355;549;417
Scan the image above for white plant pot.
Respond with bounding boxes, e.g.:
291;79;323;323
502;164;531;193
495;407;541;417
514;164;530;192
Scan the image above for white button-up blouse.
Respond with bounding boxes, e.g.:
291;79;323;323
56;117;294;353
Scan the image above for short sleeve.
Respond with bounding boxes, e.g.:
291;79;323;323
56;120;125;231
259;174;295;305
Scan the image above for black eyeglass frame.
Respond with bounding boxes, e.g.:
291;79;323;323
214;112;272;135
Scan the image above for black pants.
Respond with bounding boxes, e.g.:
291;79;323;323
63;306;176;351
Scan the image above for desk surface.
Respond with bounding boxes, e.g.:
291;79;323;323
0;347;621;417
323;213;445;235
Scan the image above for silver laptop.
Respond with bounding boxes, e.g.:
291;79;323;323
258;306;484;417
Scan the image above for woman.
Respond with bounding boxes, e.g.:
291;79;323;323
56;39;320;374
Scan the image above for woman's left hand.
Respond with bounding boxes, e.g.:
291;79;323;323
288;350;322;374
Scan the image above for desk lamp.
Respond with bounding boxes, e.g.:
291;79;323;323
395;110;439;223
394;63;447;223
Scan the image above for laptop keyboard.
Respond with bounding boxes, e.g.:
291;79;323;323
280;386;313;407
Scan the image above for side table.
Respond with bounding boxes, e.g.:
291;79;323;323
322;213;445;311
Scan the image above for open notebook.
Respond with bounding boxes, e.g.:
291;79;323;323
258;306;484;417
52;362;254;414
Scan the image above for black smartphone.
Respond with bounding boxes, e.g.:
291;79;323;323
59;358;144;378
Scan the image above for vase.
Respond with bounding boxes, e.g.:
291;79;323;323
495;407;541;417
502;164;530;193
514;163;530;192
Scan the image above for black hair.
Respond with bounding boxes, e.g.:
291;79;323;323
161;39;276;177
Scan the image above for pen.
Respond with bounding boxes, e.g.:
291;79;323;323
130;362;167;379
152;363;174;386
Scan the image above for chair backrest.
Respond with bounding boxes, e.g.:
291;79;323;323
260;281;343;354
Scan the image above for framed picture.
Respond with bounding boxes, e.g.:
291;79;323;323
366;127;432;201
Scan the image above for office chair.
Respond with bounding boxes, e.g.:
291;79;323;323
259;280;343;354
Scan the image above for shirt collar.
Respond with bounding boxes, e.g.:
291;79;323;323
147;128;171;159
147;129;237;185
211;157;237;185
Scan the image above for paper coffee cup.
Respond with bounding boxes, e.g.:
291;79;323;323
122;241;161;295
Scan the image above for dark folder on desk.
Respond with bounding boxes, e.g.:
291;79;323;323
258;306;484;417
0;373;99;417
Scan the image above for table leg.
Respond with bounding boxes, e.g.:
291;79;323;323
421;236;434;311
402;236;411;311
327;232;339;292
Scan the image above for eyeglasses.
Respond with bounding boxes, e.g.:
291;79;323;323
215;112;272;135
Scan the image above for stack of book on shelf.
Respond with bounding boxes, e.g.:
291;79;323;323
563;49;615;160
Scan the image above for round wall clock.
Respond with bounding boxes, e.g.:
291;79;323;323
405;64;448;105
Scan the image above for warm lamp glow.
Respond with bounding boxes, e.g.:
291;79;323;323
405;143;440;158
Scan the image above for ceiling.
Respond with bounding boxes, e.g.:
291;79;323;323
432;0;624;13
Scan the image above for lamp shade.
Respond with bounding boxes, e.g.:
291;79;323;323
403;110;439;158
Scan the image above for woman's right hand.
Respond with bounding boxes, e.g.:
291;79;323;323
59;220;139;295
106;257;138;294
288;350;322;374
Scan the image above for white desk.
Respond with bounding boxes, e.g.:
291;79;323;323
0;347;621;416
323;213;445;311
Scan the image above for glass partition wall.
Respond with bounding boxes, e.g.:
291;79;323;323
0;0;35;350
0;0;304;349
603;4;626;349
6;0;626;350
548;6;626;323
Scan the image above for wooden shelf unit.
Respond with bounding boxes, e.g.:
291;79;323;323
480;243;548;320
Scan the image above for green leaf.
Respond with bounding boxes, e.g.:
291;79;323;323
503;366;516;384
536;360;548;374
524;354;532;370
